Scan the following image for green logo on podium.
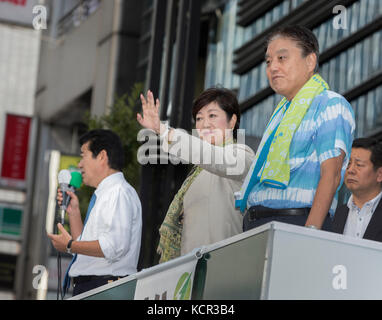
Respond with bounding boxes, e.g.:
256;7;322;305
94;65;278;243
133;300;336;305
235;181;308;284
173;272;192;300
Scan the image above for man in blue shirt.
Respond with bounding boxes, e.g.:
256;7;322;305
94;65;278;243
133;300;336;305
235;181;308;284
236;25;355;231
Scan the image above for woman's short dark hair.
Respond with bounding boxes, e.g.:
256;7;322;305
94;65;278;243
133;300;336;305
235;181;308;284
192;87;241;139
79;129;125;171
265;25;320;73
352;137;382;169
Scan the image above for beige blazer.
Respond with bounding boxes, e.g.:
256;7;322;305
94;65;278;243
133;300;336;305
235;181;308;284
162;129;255;255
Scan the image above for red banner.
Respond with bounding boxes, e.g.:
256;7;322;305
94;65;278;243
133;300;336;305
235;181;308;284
1;114;31;181
0;0;27;6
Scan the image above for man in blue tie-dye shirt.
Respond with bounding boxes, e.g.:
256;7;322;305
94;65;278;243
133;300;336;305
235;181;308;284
238;25;355;232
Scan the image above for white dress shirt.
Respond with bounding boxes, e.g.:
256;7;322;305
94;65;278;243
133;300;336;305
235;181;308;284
343;191;382;239
69;172;142;277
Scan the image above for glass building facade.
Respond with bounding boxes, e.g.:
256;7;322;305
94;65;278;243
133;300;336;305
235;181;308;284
204;0;241;90
204;0;382;140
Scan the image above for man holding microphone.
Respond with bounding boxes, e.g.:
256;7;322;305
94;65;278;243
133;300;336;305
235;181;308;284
48;129;142;297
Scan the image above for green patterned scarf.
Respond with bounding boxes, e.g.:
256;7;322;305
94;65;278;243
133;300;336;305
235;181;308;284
260;74;329;188
157;165;203;263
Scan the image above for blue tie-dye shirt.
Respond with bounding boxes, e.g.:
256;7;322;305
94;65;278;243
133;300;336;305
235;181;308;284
247;90;356;216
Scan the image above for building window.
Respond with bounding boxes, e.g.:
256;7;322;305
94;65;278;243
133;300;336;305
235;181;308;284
351;84;382;138
57;0;101;37
320;30;382;95
204;0;240;90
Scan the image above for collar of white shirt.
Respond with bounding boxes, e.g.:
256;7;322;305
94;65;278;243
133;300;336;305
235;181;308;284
347;191;382;214
94;172;123;197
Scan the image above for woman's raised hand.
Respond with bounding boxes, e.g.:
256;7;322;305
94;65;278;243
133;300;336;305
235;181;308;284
137;90;161;134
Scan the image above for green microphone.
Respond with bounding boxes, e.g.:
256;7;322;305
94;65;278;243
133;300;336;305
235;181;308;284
69;171;82;189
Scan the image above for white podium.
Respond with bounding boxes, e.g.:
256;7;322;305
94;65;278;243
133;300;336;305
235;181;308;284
72;222;382;300
200;221;382;299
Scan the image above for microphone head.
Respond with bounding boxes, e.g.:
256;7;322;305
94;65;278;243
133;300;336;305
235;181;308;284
58;169;71;184
70;171;82;189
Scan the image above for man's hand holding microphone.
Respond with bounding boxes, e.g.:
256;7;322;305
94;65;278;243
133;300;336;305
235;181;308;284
48;170;82;253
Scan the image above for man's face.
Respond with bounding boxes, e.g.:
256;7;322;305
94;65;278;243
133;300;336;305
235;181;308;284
265;36;316;101
78;142;101;188
345;148;382;197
